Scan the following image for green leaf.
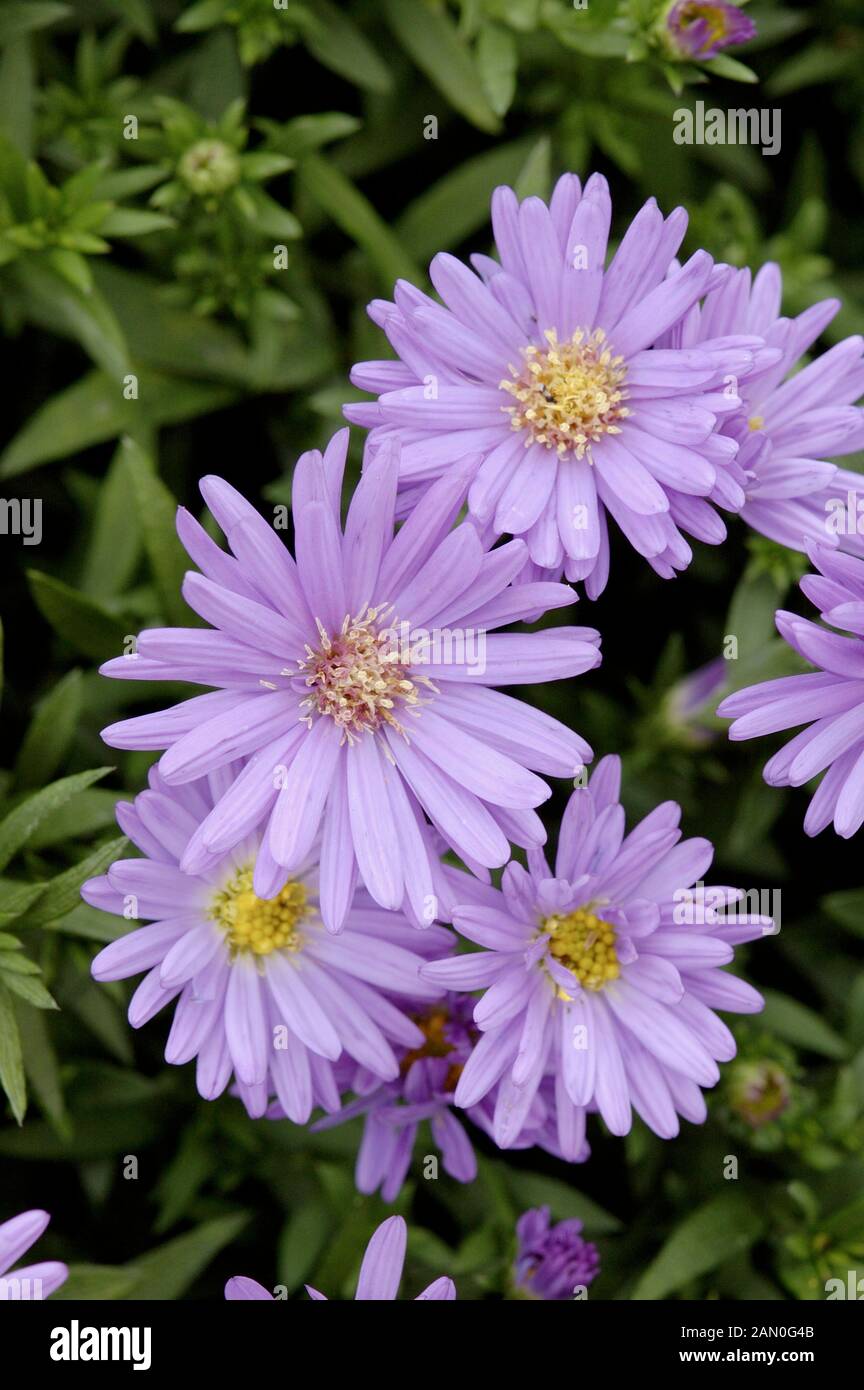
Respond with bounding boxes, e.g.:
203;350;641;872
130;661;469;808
0;36;34;158
52;1265;142;1301
26;788;121;850
0;369;240;477
153;1126;216;1232
0;879;47;927
27;570;131;662
13;668;83;788
703;54;758;83
278;1201;332;1291
123;1214;249;1299
724;569;782;663
98;208;176;237
760;989;850;1060
12;258;131;381
259;112;360;159
0;969;57;1010
35;901;132;943
92;264;255;384
631;1192;764;1299
383;0;501;135
303;0;392;94
15;835;128;931
0;3;69;42
513;134;552;200
823;890;864;937
120;437;191;626
502;1168;622;1233
15;1000;68;1134
0;979;26;1122
0;767;112;873
80;444;143;598
298;154;422;290
56;959;133;1064
476;23;517;118
396;137;532;260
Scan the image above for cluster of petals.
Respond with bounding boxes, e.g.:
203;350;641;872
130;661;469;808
719;543;864;838
348;173;788;594
421;757;770;1150
99;430;598;932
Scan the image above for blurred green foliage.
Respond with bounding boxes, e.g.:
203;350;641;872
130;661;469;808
0;0;862;1301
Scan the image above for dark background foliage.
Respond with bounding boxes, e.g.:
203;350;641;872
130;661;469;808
0;0;862;1299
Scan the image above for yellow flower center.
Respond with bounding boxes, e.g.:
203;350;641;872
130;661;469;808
747;415;764;431
400;1008;468;1094
678;3;732;45
297;607;430;742
544;907;620;992
500;328;629;459
211;868;309;957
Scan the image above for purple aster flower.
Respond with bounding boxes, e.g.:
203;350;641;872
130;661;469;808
308;994;484;1198
225;1275;274;1300
0;1210;68;1300
311;1215;455;1300
347;173;779;595
421;756;770;1148
665;1;756;61
83;766;452;1119
718;543;864;837
662;263;864;555
513;1206;600;1299
99;430;599;930
302;984;587;1199
226;1216;454;1301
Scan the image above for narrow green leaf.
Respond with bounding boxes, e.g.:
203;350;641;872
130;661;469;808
502;1169;622;1233
14;668;83;788
303;0;392;94
513;135;552;200
298;154;422;290
383;0;501;134
15;1000;69;1134
27;570;131;661
52;1265;142;1301
15;835;127;931
278;1202;332;1291
631;1192;764;1299
0;979;26;1122
120;438;191;627
124;1214;249;1300
0;767;112;873
0;3;69;42
0;879;47;927
396;138;533;260
26;789;120;850
1;370;239;477
760;989;849;1060
80;444;143;598
13;259;131;380
477;23;517;117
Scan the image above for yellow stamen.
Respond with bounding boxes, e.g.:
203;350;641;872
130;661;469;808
211;867;309;958
748;415;764;431
543;906;620;993
297;605;433;742
500;328;629;459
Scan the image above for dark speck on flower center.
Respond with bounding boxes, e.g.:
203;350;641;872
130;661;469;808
501;328;629;459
